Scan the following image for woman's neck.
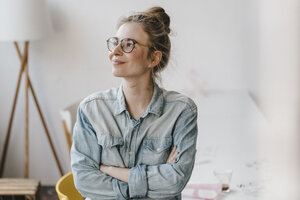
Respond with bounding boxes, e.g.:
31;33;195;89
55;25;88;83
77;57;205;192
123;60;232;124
122;79;154;120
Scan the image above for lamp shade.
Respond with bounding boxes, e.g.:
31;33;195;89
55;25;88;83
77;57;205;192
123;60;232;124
0;0;52;41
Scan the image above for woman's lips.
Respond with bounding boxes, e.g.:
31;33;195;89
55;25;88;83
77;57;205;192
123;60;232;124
112;60;125;65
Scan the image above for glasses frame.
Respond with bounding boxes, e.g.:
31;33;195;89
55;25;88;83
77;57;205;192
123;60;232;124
106;37;148;53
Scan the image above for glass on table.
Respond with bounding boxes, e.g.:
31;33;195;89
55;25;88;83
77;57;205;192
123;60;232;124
213;169;233;192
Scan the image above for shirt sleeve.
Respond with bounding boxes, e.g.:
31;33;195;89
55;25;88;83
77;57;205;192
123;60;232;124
128;104;198;198
71;103;129;200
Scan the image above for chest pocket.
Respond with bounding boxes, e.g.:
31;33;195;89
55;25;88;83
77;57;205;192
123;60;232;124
141;137;172;165
97;133;124;167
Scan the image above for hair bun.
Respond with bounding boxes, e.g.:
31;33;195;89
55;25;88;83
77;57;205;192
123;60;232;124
145;7;171;34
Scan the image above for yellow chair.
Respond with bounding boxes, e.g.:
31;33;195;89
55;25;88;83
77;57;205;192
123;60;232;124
56;172;84;200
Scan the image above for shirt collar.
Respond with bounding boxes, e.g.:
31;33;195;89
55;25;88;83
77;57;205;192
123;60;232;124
114;83;164;117
114;84;127;116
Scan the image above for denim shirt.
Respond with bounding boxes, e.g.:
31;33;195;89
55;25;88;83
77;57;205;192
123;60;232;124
71;83;198;200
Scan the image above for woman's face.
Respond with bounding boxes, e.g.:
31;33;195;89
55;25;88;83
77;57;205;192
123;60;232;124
108;22;153;80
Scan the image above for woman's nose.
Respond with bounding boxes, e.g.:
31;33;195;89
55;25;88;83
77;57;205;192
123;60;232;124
111;43;123;56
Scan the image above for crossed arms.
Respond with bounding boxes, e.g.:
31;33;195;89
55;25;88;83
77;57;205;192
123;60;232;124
71;105;198;199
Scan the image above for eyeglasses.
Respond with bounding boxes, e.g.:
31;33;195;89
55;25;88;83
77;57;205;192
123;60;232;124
106;37;148;53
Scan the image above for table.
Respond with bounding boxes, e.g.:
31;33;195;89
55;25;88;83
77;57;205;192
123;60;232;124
182;90;270;200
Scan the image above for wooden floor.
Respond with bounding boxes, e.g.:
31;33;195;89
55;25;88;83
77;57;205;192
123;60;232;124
0;186;59;200
40;186;59;200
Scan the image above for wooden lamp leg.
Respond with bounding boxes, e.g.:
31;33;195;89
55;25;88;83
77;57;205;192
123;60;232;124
24;41;29;178
0;41;64;178
16;42;64;176
0;42;29;177
28;79;64;176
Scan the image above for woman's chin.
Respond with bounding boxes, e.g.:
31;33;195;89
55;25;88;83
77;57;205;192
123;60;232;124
112;70;125;77
112;74;123;77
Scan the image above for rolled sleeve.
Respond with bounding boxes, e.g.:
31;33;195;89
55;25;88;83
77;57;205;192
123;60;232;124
112;179;129;200
128;164;148;198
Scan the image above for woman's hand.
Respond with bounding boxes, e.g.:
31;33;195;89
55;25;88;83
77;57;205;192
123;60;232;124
166;146;179;164
99;164;110;174
99;164;130;183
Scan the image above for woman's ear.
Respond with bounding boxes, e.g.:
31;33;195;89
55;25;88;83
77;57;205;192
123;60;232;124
149;50;162;68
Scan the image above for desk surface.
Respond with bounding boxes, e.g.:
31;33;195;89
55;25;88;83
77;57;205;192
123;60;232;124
183;90;269;200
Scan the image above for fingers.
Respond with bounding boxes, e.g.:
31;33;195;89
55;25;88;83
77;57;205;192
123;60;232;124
99;164;104;172
99;164;107;173
166;146;179;164
168;152;178;163
170;146;177;155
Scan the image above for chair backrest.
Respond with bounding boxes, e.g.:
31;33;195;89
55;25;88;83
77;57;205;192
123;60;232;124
60;101;81;151
55;172;83;200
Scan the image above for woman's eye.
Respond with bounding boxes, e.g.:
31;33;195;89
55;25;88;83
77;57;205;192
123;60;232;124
127;43;134;47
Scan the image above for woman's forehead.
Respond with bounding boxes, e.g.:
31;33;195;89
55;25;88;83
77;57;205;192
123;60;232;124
116;22;149;42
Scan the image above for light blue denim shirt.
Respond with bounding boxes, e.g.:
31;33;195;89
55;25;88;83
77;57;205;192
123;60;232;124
71;83;198;200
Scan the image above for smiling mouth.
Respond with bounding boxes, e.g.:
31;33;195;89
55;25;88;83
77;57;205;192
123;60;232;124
112;60;125;65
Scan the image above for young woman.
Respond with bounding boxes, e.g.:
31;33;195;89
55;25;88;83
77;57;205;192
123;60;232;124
71;7;198;200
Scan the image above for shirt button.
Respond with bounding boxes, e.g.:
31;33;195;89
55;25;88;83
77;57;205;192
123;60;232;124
157;148;160;151
129;152;133;155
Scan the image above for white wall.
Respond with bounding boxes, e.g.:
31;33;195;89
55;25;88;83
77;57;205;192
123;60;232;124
248;0;300;199
0;2;299;197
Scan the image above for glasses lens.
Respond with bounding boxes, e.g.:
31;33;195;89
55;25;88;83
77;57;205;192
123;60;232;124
107;37;118;52
121;39;135;53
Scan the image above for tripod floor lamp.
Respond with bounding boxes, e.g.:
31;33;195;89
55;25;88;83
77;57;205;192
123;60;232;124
0;0;63;178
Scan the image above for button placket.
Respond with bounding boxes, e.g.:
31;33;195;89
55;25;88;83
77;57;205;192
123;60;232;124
127;126;134;168
122;133;130;167
129;124;140;168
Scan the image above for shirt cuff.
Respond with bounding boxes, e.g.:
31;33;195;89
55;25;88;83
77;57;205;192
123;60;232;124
112;178;129;200
128;164;148;198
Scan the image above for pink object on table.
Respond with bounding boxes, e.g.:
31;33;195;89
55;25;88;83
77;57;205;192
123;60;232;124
183;182;222;199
